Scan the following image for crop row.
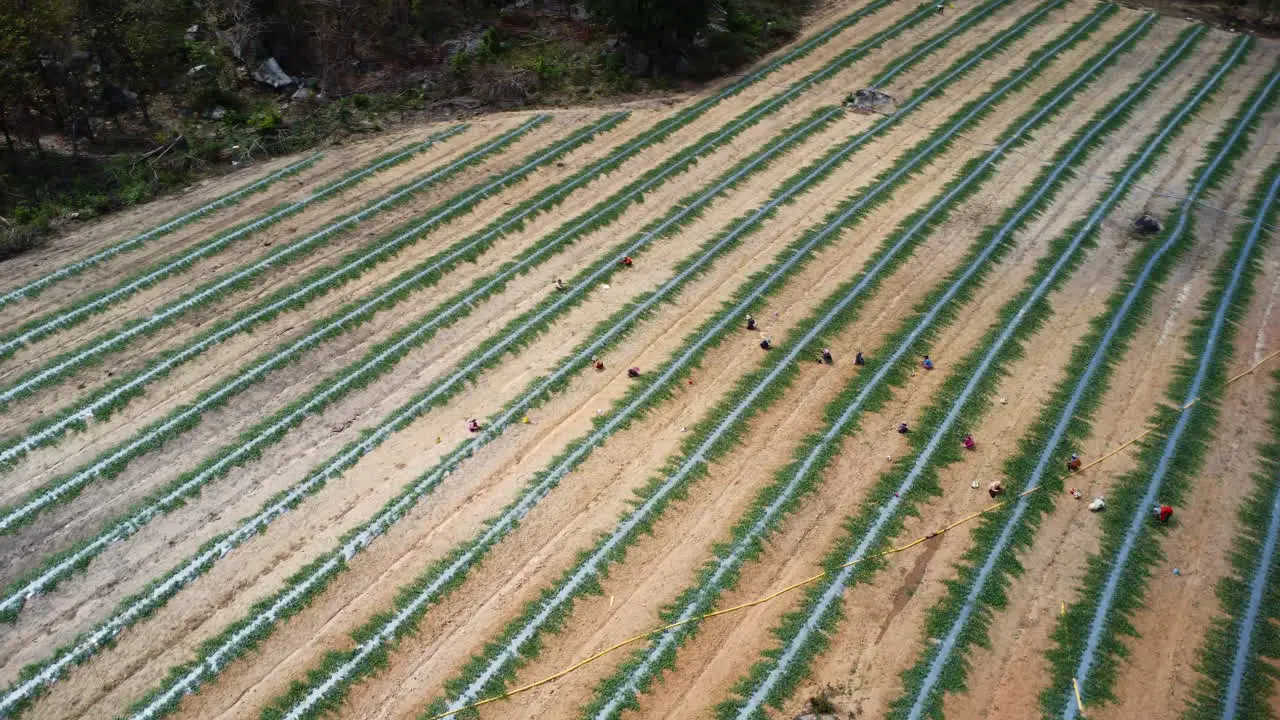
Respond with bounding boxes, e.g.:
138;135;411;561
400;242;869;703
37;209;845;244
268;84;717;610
887;24;1221;720
115;4;1071;719
716;20;1225;720
0;112;628;539
0;0;937;711
122;1;1031;713
1183;158;1280;720
585;15;1174;720
0;0;956;617
0;126;465;357
0;153;322;310
419;6;1112;718
0;116;543;414
1051;62;1280;720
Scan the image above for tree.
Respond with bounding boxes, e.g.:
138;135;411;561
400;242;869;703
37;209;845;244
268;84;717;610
585;0;713;69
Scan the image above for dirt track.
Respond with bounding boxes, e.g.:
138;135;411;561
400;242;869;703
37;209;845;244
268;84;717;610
1;1;1278;719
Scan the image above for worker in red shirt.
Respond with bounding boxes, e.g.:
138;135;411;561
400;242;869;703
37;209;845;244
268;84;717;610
1153;503;1174;524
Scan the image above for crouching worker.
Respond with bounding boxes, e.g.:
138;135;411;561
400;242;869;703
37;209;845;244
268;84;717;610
760;336;772;350
922;355;934;370
897;422;909;434
1067;453;1082;472
627;367;641;378
963;434;976;450
592;355;605;371
1153;503;1174;524
468;419;482;433
621;256;634;267
987;480;1004;499
746;314;757;331
821;348;833;364
855;351;866;366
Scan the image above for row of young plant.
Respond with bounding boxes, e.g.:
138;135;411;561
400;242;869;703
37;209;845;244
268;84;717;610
888;31;1253;720
0;113;629;538
715;26;1236;720
416;8;1115;718
0;116;546;413
0;0;1000;608
0;102;836;622
0;125;465;356
0;0;994;707
1182;158;1280;720
123;6;1073;718
0;0;962;471
0;0;977;613
1050;63;1280;720
0;153;323;311
584;15;1177;720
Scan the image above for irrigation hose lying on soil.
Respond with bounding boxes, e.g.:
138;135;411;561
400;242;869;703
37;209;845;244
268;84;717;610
423;348;1280;720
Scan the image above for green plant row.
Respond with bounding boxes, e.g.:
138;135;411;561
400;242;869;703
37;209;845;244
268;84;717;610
0;113;629;543
712;25;1241;720
585;15;1181;720
0;116;547;414
1043;60;1280;720
1182;158;1280;720
107;5;1081;718
414;7;1120;719
885;24;1222;720
0;125;466;355
0;0;960;467
0;153;324;310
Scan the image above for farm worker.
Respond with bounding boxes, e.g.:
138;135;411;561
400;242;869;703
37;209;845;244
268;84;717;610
1067;453;1082;472
555;278;566;291
922;355;934;370
821;348;834;364
522;415;531;424
468;419;482;433
855;351;866;366
592;355;605;371
746;314;757;331
1153;504;1174;524
627;367;641;378
963;434;976;450
987;480;1004;498
621;256;634;267
897;422;910;434
760;336;773;350
1088;496;1106;512
1069;487;1082;499
935;2;944;14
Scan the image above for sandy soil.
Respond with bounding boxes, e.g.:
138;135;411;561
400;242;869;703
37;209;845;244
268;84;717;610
2;2;1278;720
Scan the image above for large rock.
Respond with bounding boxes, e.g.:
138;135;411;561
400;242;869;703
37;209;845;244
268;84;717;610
252;58;294;89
